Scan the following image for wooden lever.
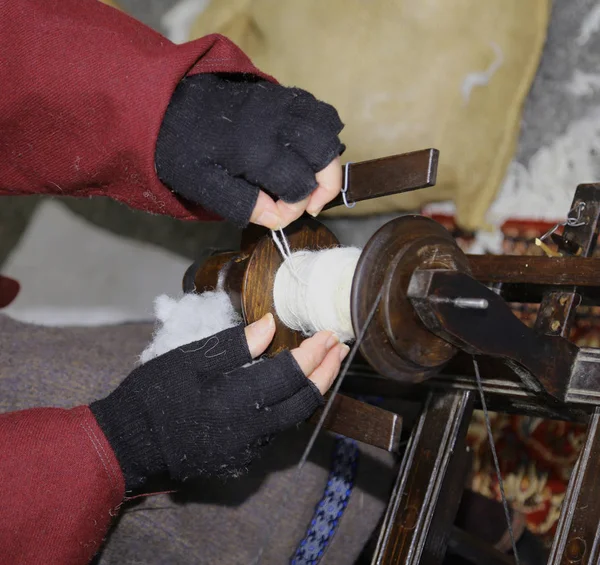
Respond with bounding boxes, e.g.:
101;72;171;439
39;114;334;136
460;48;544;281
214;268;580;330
324;148;439;210
309;393;403;452
407;269;579;400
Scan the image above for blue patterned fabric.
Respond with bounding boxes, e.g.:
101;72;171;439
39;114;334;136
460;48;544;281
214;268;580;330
290;437;359;565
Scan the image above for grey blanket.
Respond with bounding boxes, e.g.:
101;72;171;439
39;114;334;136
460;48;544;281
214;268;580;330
0;314;395;564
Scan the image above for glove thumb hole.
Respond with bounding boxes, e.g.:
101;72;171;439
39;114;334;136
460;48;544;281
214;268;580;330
245;313;276;358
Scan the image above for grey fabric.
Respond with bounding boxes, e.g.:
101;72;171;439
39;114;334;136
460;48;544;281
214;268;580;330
516;0;600;164
117;0;182;34
0;314;395;564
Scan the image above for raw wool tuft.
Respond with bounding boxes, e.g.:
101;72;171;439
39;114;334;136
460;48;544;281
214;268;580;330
273;247;361;343
565;69;600;98
467;229;506;255
461;42;504;105
577;3;600;46
485;108;600;226
139;291;241;364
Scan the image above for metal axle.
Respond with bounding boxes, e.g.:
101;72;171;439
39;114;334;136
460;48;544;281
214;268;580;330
427;296;489;310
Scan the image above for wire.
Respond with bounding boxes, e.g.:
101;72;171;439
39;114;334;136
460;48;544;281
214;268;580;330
298;287;383;470
251;287;384;564
473;356;520;565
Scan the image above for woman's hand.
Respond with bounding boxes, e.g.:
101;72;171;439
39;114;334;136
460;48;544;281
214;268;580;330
155;74;344;229
90;314;349;492
248;157;342;230
245;313;349;394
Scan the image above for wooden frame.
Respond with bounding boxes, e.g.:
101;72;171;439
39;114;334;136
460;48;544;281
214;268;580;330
183;150;600;564
342;183;600;564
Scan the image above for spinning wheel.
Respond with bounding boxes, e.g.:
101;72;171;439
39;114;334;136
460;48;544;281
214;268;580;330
181;149;600;565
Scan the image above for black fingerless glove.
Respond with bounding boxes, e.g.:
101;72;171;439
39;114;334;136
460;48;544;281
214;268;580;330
155;73;345;226
89;325;324;492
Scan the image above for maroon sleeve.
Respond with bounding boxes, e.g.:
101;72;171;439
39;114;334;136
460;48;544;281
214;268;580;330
0;405;125;565
0;0;274;221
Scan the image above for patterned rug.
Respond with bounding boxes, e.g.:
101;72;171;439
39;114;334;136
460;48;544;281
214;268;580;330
429;214;599;545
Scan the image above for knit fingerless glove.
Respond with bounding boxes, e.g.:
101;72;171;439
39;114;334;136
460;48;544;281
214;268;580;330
90;325;324;492
155;73;345;226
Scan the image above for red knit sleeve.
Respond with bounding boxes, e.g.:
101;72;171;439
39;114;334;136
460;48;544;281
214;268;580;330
0;0;273;221
0;406;125;565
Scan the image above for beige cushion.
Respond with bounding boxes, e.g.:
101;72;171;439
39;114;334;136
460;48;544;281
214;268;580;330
99;0;121;9
189;0;549;230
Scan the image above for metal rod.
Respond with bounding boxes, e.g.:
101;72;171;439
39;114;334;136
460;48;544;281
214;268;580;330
428;296;489;309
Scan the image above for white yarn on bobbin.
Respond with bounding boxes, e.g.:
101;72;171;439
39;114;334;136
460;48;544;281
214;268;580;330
273;247;361;343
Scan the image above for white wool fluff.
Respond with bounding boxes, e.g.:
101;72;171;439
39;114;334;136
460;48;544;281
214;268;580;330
139;291;241;364
461;42;504;105
273;247;361;343
423;107;600;254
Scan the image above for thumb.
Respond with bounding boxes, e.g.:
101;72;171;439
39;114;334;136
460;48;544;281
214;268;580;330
244;313;276;358
249;191;284;230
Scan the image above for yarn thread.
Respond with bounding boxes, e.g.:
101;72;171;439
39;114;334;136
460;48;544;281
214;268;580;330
271;228;294;262
273;246;361;343
271;229;306;284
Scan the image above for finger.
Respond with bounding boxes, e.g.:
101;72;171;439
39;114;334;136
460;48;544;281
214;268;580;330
309;157;343;213
249;190;283;230
290;330;340;376
231;349;309;406
249;149;317;205
288;92;344;136
308;343;350;395
274;196;310;228
244;313;276;358
284;95;344;171
262;382;324;434
280;103;344;172
306;157;343;217
173;166;261;228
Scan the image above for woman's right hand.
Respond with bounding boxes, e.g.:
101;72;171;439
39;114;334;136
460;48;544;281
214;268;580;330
89;314;349;493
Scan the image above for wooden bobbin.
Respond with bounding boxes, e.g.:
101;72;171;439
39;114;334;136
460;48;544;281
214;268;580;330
185;216;339;355
184;215;469;382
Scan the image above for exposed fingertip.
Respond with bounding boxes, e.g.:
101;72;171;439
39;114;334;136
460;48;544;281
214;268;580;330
250;191;283;229
308;344;345;395
255;312;275;334
339;343;350;362
306;330;335;347
308;161;343;216
276;198;309;225
251;312;274;335
255;210;283;230
245;313;276;357
316;155;342;176
326;333;340;349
